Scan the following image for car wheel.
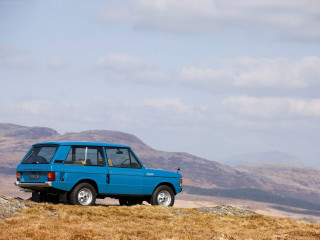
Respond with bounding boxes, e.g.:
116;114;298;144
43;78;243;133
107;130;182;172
70;183;96;206
150;185;174;207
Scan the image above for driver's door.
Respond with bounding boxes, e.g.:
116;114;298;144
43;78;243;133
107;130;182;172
105;147;145;195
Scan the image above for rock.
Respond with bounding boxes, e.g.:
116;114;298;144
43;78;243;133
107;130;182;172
168;210;189;215
0;194;27;220
197;205;256;216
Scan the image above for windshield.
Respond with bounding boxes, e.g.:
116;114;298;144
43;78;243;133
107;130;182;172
22;145;57;164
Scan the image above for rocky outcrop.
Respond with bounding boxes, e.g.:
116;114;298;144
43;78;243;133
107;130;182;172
197;205;257;216
0;195;26;220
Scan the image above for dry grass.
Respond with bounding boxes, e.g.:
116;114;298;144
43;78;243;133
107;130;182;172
1;203;320;240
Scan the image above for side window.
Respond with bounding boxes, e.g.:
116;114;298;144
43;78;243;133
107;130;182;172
105;148;130;168
65;146;105;166
129;151;142;169
105;148;142;169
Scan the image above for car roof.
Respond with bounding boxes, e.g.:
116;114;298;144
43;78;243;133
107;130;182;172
33;141;130;148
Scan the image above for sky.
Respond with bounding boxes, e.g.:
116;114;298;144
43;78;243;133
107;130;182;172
1;0;320;167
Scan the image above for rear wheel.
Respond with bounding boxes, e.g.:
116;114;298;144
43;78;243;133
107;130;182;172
70;183;96;206
150;185;174;207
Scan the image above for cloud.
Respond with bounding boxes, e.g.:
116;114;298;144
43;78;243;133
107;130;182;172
0;43;32;69
179;56;320;90
97;53;152;72
97;0;320;40
95;54;320;92
47;57;67;70
144;97;192;112
97;53;168;84
0;43;24;57
2;56;32;69
222;96;320;119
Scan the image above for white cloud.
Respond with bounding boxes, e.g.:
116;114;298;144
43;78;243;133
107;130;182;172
145;97;192;112
97;0;320;40
0;43;31;69
2;56;32;69
6;100;53;115
97;53;168;84
98;53;152;72
179;56;320;90
47;57;67;70
222;96;320;119
95;55;320;91
0;43;24;57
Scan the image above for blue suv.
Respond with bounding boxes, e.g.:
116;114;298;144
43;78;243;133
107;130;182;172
15;142;183;206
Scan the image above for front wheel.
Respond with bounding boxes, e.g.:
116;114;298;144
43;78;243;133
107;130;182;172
70;183;96;206
150;185;175;207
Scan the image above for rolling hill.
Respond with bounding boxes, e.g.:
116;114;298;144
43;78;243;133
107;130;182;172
1;123;320;207
219;151;303;166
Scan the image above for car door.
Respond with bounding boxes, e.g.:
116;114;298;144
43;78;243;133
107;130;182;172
105;147;144;195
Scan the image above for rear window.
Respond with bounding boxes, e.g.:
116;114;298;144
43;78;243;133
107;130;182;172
22;146;57;164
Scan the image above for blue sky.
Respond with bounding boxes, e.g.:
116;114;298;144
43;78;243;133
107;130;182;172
1;0;320;166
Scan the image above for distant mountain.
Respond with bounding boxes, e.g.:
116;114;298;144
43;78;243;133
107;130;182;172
0;123;259;189
235;164;320;195
0;123;59;139
219;151;302;167
0;123;320;205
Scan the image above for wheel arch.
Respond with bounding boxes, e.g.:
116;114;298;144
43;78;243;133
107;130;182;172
154;182;176;195
71;179;99;195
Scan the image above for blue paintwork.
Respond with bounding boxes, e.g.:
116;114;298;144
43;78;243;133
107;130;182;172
16;141;183;197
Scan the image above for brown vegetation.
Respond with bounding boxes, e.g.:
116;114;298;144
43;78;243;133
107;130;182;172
1;202;320;240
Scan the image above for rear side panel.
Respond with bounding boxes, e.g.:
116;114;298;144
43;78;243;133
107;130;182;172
52;165;108;193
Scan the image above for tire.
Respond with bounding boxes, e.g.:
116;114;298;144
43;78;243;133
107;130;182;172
150;185;175;207
70;183;96;206
30;192;41;202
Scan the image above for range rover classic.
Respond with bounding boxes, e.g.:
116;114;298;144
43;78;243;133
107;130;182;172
15;142;183;206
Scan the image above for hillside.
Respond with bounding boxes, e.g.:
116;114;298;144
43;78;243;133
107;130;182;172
219;151;303;166
1;123;320;206
236;164;320;195
0;123;261;189
1;196;320;240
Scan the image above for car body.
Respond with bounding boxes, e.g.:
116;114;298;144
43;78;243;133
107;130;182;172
15;142;183;206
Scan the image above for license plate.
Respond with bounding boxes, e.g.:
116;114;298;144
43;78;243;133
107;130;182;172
29;173;40;180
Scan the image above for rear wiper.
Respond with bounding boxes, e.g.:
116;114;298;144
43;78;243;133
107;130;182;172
32;161;39;164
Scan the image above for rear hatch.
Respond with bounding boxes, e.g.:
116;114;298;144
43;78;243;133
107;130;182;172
18;165;52;183
17;145;57;183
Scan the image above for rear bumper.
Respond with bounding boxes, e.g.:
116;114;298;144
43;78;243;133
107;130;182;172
14;181;52;188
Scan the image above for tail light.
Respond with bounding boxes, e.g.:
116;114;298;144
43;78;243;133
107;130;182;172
16;172;20;181
47;172;55;181
180;178;183;187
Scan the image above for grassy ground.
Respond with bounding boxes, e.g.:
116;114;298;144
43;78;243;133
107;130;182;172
1;203;320;240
